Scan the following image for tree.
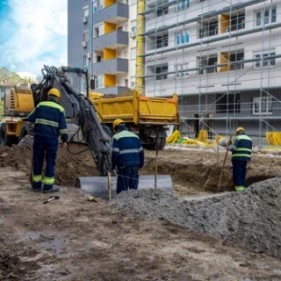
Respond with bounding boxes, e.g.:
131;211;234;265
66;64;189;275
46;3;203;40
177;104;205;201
0;67;24;86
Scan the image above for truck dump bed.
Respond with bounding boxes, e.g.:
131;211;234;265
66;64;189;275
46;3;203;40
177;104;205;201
90;91;179;125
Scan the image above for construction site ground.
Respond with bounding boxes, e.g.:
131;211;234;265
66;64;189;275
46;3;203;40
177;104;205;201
1;143;281;280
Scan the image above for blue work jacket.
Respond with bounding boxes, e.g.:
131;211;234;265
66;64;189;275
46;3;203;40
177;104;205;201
27;100;68;142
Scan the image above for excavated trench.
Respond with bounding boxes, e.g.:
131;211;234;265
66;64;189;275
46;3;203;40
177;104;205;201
1;143;281;259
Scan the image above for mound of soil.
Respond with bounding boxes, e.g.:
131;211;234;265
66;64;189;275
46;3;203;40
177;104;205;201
113;177;281;258
0;143;96;186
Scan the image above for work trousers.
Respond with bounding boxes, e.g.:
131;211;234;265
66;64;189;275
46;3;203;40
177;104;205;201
32;136;58;190
116;165;139;194
232;159;248;190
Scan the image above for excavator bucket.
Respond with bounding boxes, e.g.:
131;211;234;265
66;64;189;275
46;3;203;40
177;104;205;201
76;175;173;199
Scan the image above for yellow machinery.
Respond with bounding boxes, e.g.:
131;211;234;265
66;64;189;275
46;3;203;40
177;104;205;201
0;83;179;151
0;86;34;145
89;90;179;150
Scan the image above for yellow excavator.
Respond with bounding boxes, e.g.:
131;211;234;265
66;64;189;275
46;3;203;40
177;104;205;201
0;65;177;197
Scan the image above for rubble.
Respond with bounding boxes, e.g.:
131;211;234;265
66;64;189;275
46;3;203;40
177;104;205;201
113;178;281;258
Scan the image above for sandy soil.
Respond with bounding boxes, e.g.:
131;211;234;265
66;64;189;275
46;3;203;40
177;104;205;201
1;144;281;280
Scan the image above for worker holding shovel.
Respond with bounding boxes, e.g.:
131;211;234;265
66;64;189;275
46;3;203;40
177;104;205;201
228;127;253;192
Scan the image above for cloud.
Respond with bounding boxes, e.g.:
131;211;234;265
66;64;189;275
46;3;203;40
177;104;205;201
0;0;67;77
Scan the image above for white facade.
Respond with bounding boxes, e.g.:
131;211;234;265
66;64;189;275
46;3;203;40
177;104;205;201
143;0;281;97
140;0;281;139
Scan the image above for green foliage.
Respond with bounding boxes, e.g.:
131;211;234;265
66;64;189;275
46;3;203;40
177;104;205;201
0;67;34;86
0;100;3;121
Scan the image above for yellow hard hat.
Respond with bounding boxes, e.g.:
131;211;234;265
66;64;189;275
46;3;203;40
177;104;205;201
236;127;245;133
113;119;124;132
48;88;61;98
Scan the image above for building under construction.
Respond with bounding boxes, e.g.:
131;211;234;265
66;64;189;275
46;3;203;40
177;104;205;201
68;0;281;143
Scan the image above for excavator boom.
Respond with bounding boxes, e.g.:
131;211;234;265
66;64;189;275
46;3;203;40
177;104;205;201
31;65;111;176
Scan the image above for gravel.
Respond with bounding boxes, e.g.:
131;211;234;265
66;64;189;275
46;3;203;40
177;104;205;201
112;177;281;257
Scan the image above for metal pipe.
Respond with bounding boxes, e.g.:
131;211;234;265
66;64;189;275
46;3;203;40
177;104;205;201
77;175;173;199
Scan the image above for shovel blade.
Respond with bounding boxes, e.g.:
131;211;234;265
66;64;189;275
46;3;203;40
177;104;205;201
77;175;172;199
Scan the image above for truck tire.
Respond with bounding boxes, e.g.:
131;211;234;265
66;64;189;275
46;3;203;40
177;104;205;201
0;123;5;145
147;137;166;151
19;125;29;142
5;136;18;146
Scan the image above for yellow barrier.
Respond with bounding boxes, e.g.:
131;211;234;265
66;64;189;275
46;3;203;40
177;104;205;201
266;132;281;145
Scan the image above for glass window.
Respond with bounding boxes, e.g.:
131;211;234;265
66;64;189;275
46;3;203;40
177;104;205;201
264;9;270;24
256;12;261;26
256;7;277;26
272;7;277;22
254;50;276;68
252;97;273;114
155;65;168;80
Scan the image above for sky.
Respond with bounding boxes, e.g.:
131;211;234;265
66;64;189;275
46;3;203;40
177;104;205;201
0;0;67;79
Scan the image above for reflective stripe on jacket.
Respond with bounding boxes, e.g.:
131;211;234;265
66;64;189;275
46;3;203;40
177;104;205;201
27;101;68;142
232;134;252;161
111;128;144;169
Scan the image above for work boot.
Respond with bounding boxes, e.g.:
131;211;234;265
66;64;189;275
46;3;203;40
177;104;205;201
43;187;60;194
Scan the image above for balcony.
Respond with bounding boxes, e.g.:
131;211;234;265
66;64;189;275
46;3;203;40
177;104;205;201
92;58;128;75
93;3;129;25
93;30;129;52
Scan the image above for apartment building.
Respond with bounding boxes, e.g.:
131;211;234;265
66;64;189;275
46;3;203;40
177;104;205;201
140;0;281;139
68;0;281;140
68;0;138;95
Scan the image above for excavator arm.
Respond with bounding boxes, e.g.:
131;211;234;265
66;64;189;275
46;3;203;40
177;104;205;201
31;65;112;176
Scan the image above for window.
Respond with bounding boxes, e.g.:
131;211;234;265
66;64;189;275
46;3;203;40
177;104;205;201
256;7;277;26
231;12;245;31
83;55;88;67
176;30;189;45
93;75;103;89
93;0;103;13
216;94;240;114
83;30;89;42
199;55;218;74
199;18;218;38
177;0;189;11
157;7;168;17
155;64;168;80
254;50;276;68
174;64;189;79
252;97;272;115
156;33;168;48
230;51;244;70
83;6;89;17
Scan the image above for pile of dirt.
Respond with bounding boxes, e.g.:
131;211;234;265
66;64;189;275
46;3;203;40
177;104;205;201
113;177;281;258
0;143;97;186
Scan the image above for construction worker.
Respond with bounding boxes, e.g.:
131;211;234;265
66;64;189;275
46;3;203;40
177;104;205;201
229;127;253;192
111;119;144;194
27;88;68;193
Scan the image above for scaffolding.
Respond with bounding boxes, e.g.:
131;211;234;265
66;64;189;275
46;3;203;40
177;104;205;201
137;0;281;146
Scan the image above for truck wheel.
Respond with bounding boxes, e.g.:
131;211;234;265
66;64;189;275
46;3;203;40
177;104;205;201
0;124;5;145
147;137;166;151
19;125;29;142
5;136;18;146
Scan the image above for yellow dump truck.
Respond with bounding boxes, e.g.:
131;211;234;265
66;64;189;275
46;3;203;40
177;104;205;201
0;85;179;151
89;90;179;150
0;86;34;145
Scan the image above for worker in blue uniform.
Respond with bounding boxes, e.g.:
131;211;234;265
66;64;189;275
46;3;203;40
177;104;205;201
111;119;144;194
27;88;68;193
229;127;253;191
